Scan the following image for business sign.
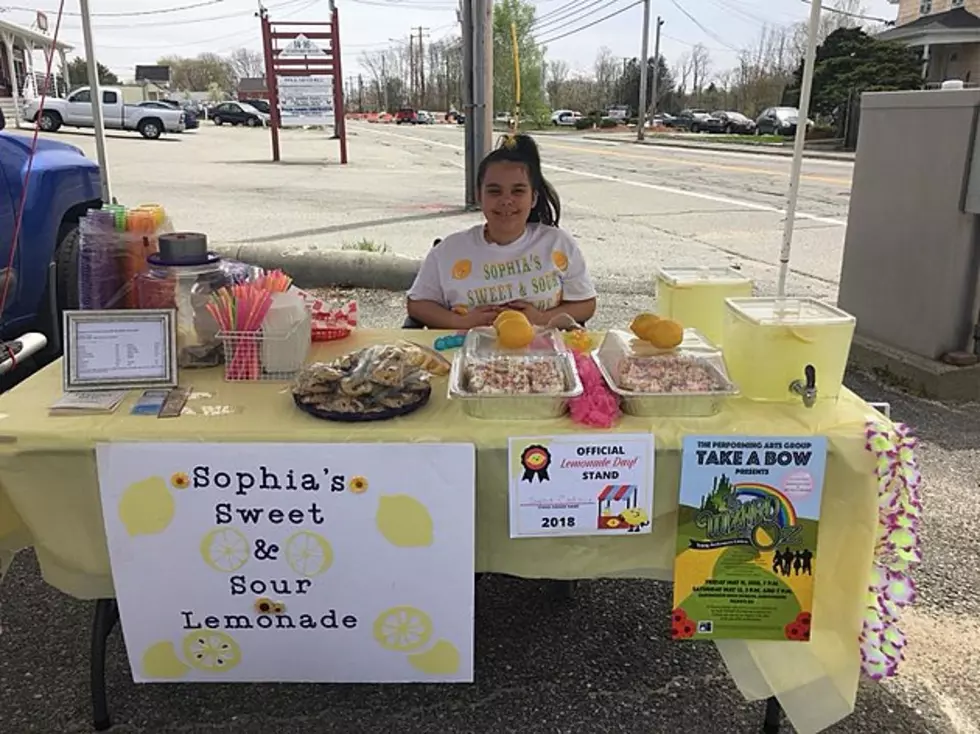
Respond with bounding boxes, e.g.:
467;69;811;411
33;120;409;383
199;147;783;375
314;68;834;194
276;75;335;128
97;442;476;683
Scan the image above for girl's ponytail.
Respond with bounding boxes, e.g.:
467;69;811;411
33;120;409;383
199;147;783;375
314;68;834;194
477;133;562;227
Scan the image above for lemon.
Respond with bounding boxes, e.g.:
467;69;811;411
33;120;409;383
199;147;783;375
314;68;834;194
496;319;535;350
376;494;433;547
183;630;242;672
141;640;190;679
200;527;250;572
284;530;333;577
118;477;175;537
630;313;660;339
407;639;461;675
493;310;527;330
373;606;432;652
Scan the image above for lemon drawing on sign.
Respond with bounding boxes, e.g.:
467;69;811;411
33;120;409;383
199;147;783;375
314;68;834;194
200;527;250;572
348;475;369;494
376;494;433;547
373;606;433;652
284;531;333;577
118;477;175;537
141;640;190;679
182;630;241;673
408;639;461;675
170;472;190;490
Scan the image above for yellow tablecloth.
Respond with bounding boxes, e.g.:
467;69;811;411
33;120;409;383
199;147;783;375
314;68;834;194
0;329;880;734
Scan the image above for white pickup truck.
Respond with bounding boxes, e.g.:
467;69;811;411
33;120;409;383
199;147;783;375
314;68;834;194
24;86;185;140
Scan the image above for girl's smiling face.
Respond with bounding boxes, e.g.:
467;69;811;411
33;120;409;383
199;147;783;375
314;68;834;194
479;161;536;243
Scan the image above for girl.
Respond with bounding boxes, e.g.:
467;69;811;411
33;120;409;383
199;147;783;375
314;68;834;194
407;134;597;329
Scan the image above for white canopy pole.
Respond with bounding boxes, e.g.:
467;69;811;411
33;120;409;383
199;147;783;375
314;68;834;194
78;0;112;203
776;0;822;297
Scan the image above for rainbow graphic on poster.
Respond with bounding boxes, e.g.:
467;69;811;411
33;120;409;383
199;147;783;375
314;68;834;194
671;436;827;642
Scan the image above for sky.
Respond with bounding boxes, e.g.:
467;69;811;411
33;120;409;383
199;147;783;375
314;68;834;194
0;0;899;83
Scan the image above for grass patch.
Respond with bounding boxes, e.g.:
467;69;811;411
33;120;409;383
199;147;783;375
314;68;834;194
342;238;389;254
649;133;790;145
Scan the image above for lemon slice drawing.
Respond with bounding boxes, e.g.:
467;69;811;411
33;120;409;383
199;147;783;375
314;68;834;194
373;606;433;652
118;477;175;536
376;495;434;547
182;631;241;673
142;640;190;679
407;639;461;675
200;527;250;572
284;531;333;577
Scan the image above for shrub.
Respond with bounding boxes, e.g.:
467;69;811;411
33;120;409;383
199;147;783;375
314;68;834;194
574;117;594;130
599;118;618;129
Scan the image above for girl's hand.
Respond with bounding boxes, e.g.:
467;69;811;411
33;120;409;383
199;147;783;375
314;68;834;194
506;301;548;326
459;306;499;329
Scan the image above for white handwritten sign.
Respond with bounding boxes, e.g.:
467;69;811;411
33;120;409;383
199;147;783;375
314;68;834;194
96;442;475;683
508;434;655;538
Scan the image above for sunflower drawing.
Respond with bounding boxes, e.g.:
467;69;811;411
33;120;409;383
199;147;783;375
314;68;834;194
170;472;190;490
451;259;472;280
349;476;369;494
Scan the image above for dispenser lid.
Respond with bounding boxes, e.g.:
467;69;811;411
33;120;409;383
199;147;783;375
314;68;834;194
725;297;855;326
157;232;210;265
657;266;750;286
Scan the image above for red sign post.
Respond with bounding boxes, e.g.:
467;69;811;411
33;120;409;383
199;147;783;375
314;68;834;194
259;5;348;164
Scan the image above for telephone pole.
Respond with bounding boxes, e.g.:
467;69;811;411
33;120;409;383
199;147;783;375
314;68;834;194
473;0;492;161
381;53;389;112
408;34;416;107
460;0;476;207
650;16;664;121
415;27;428;108
636;0;651;141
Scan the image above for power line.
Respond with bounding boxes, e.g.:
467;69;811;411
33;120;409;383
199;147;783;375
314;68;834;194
537;0;643;45
535;0;626;35
3;0;224;17
799;0;891;24
49;0;310;30
532;0;609;30
669;0;740;51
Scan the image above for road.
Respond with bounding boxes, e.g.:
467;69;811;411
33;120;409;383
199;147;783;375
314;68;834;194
0;123;975;734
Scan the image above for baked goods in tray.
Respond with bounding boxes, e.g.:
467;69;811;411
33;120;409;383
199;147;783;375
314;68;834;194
618;354;730;393
464;357;568;395
292;343;434;421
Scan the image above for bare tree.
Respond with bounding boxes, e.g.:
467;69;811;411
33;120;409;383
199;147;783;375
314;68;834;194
691;44;711;101
675;52;692;99
593;47;618;111
546;59;569;108
228;48;264;81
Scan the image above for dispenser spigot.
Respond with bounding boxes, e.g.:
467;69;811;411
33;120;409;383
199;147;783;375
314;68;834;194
789;364;817;408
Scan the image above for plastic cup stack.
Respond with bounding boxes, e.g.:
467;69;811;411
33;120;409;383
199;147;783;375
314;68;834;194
78;209;123;310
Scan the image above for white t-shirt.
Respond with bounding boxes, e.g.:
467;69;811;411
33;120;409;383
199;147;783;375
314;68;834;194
407;224;596;313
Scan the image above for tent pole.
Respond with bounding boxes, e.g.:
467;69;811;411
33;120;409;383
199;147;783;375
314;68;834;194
78;0;112;203
776;0;822;297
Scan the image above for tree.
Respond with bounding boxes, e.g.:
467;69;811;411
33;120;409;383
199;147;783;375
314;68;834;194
158;53;236;93
493;0;547;119
593;47;618;111
545;59;569;108
783;27;921;118
228;48;264;81
691;44;711;101
619;55;675;116
66;57;118;87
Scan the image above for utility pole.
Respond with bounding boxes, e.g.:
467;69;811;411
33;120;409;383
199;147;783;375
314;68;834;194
460;0;476;207
415;27;428;108
381;53;389;112
636;0;651;141
409;34;416;107
473;0;492;161
650;16;663;121
357;73;364;112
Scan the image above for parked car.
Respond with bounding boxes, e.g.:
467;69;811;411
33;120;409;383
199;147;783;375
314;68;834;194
211;101;269;127
395;108;418;124
755;107;814;136
241;98;271;115
417;110;435;124
23;86;185;140
140;100;198;130
673;109;714;132
550;109;582;126
651;112;674;127
702;111;755;135
0;111;102;380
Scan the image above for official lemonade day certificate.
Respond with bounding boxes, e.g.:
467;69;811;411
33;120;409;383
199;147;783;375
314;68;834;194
96;442;475;683
508;434;655;538
672;436;828;642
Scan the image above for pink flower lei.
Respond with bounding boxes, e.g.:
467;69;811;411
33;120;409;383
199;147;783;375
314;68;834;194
860;420;922;680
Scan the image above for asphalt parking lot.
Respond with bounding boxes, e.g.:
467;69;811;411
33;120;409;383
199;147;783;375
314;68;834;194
0;121;976;733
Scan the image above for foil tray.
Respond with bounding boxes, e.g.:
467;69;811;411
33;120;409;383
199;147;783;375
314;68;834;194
448;327;583;420
593;329;738;418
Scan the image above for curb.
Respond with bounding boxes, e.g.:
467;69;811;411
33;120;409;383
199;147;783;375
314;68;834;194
589;136;854;161
213;244;421;291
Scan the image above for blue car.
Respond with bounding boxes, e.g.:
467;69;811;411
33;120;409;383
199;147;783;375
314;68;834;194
0;110;102;380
